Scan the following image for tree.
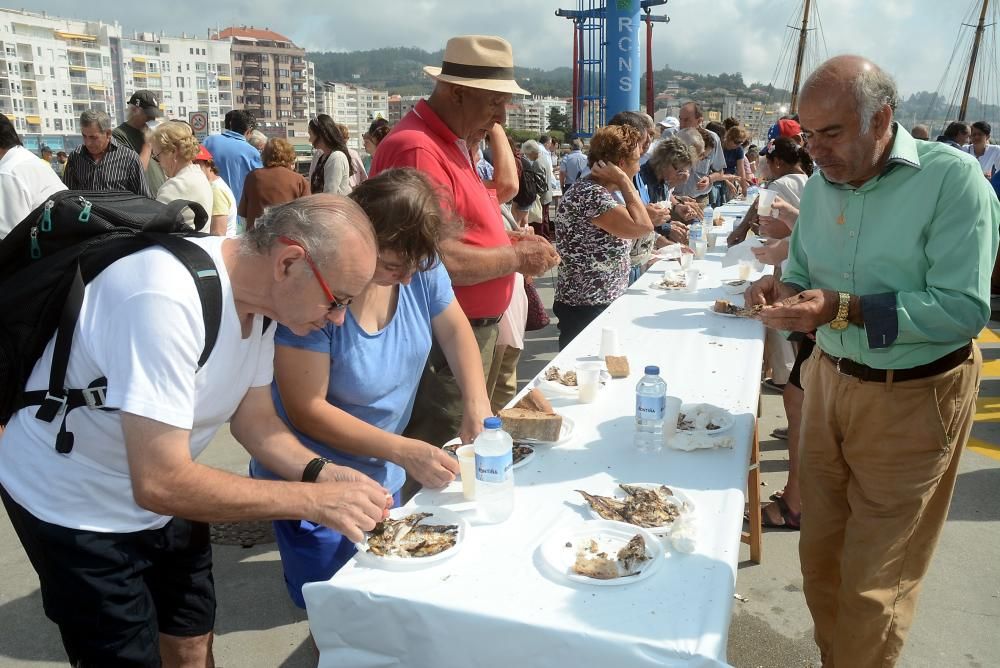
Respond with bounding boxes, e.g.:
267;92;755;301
547;107;572;136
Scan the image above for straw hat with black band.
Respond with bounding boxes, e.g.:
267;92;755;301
423;35;530;96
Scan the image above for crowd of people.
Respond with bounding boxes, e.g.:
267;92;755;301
0;32;997;668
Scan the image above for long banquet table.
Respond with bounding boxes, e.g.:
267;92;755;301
305;202;764;667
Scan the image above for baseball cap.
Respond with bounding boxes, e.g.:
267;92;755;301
777;118;802;137
127;90;162;118
194;144;213;162
658;116;679;130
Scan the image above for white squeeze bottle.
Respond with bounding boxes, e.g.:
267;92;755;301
474;417;515;523
635;365;667;452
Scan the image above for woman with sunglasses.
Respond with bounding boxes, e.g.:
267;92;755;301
249;168;492;608
149;121;214;229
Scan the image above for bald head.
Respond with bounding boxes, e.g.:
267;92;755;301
801;55;897;133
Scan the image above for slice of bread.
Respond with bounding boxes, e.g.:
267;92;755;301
604;355;630;378
514;388;555;414
498;408;563;442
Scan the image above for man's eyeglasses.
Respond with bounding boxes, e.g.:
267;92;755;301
278;236;352;311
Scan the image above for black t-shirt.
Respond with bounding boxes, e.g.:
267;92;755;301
112;123;144;154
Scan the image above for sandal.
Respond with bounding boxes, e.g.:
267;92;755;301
746;497;800;530
770;427;789;440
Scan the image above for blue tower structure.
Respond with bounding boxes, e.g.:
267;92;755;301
556;0;669;137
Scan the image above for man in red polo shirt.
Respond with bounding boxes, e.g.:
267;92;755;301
371;35;559;447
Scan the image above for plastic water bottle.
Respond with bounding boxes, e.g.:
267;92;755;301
702;205;714;227
688;221;703;244
635;365;667;452
474;417;514;523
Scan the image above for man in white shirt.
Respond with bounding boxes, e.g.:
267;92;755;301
0;116;66;237
0;195;388;667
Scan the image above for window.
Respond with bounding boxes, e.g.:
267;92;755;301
278;69;289;77
186;63;190;71
176;76;184;87
189;48;193;54
196;77;207;89
37;46;41;56
54;118;62;131
262;82;270;90
234;67;242;75
179;91;184;102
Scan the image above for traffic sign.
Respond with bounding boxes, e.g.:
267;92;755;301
189;112;208;137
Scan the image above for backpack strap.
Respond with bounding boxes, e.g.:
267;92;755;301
144;233;222;368
26;235;223;455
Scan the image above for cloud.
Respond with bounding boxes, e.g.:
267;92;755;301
12;0;980;96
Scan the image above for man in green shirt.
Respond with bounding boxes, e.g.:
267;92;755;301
112;90;166;195
748;55;998;667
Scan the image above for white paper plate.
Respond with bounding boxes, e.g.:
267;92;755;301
722;279;751;295
538;374;609;397
517;415;575;445
443;438;536;469
540;520;663;586
579;483;695;535
677;403;734;436
354;506;467;570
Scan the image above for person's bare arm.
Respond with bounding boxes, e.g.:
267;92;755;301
432;301;494;444
589;161;654;240
487;124;518;204
439;235;557;284
121;412;388;542
209;214;228;236
272;346;458;489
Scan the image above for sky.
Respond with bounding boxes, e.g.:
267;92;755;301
10;0;993;98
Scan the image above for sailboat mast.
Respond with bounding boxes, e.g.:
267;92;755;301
789;0;812;114
959;0;990;120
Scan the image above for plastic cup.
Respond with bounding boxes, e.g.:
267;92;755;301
599;327;619;357
663;396;682;441
706;232;718;249
757;189;777;216
456;445;477;500
685;268;700;292
738;261;752;281
679;252;692;269
576;362;602;404
693;240;707;259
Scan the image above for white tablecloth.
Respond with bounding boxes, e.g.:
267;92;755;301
304;203;764;668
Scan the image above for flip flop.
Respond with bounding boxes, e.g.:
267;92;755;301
746;497;801;530
770;427;789;440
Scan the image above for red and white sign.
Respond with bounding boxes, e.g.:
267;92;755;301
189;112;208;135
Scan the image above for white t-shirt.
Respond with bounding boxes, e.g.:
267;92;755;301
0;237;275;532
963;143;1000;176
0;146;66;238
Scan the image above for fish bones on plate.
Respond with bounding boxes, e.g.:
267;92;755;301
571;533;650;580
576;484;683;528
366;512;458;558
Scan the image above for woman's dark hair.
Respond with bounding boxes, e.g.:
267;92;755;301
0;114;22;149
697;127;716;152
723;117;739;130
972;121;992;137
364;118;391;146
706;121;726;138
347;168;460;271
309;114;354;176
767;137;813;176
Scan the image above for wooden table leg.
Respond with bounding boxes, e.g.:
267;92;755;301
741;419;763;563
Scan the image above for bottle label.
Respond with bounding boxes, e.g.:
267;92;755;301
636;394;666;421
476;451;513;484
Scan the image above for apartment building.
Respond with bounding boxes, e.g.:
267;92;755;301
212;26;316;146
505;96;569;134
0;8;120;151
317;81;388;152
387;94;423;125
112;32;233;135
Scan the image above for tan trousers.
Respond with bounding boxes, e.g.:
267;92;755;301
403;323;498;448
485;344;521;413
798;345;981;668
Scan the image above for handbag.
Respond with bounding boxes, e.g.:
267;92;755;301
524;280;550;331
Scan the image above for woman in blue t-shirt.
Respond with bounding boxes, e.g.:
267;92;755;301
250;168;493;607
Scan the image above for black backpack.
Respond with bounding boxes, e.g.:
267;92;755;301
0;190;220;454
513;156;548;208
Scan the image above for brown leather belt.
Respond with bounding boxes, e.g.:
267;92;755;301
468;316;502;328
821;342;972;383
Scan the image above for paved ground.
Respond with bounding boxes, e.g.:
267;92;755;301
1;271;997;667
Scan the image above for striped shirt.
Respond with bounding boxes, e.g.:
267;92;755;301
62;137;151;197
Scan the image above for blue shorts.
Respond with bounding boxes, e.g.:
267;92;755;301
274;490;402;608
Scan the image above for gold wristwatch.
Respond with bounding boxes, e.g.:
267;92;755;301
830;291;850;330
